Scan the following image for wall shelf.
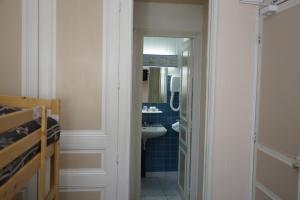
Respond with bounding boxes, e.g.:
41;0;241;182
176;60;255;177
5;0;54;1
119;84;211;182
142;110;163;114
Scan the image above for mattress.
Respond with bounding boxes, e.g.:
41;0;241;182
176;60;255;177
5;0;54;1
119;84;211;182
0;105;60;186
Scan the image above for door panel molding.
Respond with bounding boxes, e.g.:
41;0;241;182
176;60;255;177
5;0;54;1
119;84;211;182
59;188;104;200
59;130;114;199
256;148;299;200
257;144;298;169
60;170;107;188
60;131;108;150
276;0;300;13
256;181;282;200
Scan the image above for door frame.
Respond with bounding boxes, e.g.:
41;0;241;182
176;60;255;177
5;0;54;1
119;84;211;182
102;0;133;199
132;29;202;199
251;0;300;199
106;0;221;199
126;1;221;200
202;0;218;199
21;0;55;199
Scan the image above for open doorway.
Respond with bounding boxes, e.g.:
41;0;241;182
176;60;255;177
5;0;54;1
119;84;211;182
140;36;193;200
131;1;209;200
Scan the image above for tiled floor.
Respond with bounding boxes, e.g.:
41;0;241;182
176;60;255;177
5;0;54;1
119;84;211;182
141;173;182;200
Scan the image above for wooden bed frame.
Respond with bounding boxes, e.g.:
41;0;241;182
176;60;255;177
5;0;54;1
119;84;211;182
0;96;60;200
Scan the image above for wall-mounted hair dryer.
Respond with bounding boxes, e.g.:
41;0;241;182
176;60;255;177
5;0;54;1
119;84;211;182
170;75;180;112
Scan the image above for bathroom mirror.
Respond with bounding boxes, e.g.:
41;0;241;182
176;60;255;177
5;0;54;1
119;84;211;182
142;67;168;103
142;36;183;103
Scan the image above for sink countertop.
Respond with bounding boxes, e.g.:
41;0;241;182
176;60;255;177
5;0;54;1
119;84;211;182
142;110;163;114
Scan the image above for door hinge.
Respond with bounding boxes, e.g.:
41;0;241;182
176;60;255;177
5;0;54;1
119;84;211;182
258;35;262;45
116;154;119;165
117;81;120;91
253;132;257;143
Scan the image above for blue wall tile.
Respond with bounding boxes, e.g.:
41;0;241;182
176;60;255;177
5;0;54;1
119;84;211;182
142;76;179;172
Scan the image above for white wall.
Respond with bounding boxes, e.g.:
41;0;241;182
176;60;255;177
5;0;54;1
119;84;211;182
143;37;184;55
211;1;257;199
134;2;203;32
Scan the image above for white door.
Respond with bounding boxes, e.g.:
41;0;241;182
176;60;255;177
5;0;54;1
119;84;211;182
27;0;120;199
56;0;120;199
255;3;300;200
20;0;125;199
178;39;193;199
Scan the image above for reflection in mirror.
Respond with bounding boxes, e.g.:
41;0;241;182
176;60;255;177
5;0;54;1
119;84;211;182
142;37;184;103
142;67;168;103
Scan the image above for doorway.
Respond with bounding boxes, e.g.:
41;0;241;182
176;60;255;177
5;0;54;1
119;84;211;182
130;1;209;199
138;36;194;200
132;2;209;199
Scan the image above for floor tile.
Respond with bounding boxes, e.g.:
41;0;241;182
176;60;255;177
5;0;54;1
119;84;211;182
141;196;167;200
141;173;182;200
166;195;182;200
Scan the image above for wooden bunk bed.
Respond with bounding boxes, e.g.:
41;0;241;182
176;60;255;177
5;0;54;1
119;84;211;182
0;96;60;200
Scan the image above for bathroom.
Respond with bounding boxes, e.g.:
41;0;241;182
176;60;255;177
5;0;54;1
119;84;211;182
140;36;190;200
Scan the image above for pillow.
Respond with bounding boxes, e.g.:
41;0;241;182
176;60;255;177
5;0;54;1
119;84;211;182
0;105;21;116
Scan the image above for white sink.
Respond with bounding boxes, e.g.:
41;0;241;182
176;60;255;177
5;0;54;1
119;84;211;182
142;124;167;149
172;122;179;133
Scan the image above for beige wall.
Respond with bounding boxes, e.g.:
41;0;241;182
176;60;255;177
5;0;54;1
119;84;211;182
56;0;102;130
134;2;203;32
0;0;21;96
212;1;257;199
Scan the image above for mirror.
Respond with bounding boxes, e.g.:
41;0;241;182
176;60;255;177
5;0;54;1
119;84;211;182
142;66;181;103
142;67;168;103
142;36;184;103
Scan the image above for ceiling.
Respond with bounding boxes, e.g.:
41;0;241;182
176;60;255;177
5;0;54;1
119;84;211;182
134;0;208;5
